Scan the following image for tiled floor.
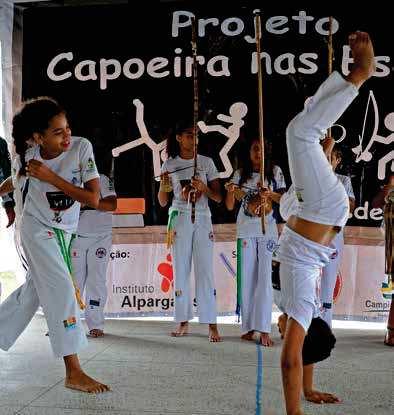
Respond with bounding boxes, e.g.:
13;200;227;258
0;316;393;414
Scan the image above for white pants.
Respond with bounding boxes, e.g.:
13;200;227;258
238;237;275;334
171;211;217;323
320;231;344;327
279;72;357;333
0;214;88;357
71;234;112;331
286;71;357;227
279;226;334;332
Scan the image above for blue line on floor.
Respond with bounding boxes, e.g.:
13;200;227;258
255;338;263;415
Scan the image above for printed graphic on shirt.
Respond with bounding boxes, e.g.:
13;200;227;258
46;191;75;223
86;158;96;172
295;190;304;202
266;239;278;253
243;189;260;217
108;178;115;191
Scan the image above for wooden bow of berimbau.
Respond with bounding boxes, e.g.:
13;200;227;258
327;16;334;139
255;11;267;234
384;190;394;288
190;16;199;224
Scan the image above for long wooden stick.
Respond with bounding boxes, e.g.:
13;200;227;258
191;16;198;224
327;16;333;138
255;11;266;234
384;191;394;279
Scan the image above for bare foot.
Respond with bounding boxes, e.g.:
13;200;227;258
88;329;104;338
257;332;274;347
65;370;110;394
347;31;375;88
304;389;341;404
241;331;273;346
209;324;222;342
277;313;288;339
241;330;254;341
171;321;189;337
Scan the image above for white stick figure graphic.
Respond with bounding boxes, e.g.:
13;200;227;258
378;150;394;180
352;91;394;163
198;102;248;178
112;99;166;180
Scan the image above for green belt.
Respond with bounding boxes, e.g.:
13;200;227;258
53;228;85;310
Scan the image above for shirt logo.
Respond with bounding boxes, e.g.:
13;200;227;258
108;178;115;191
295;191;304;202
86;158;96;172
266;239;278;253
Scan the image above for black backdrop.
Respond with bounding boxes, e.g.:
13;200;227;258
16;0;394;226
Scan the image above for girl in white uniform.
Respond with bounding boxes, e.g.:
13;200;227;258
158;122;222;342
72;152;117;337
278;32;375;415
320;147;355;327
225;138;286;346
0;97;109;393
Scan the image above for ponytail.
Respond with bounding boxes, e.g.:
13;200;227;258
12;96;65;175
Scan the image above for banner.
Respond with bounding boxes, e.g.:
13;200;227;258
333;244;390;322
10;2;393;227
104;241;388;322
105;242;237;317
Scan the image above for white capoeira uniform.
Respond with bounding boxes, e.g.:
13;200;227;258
0;137;99;357
272;185;297;313
71;174;115;331
278;71;358;332
231;166;285;334
161;155;219;323
320;174;355;326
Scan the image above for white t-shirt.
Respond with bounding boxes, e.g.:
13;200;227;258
161;155;220;214
336;173;355;200
77;174;116;237
279;184;298;222
280;173;354;222
230;166;285;238
23;136;99;233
